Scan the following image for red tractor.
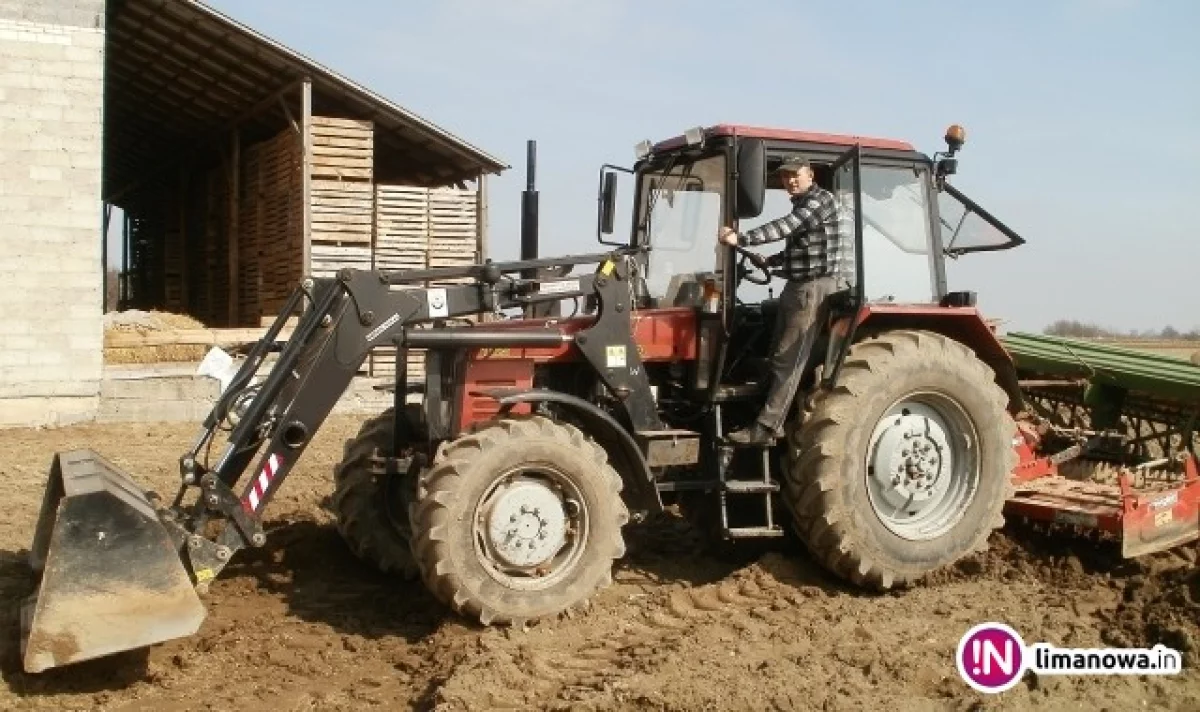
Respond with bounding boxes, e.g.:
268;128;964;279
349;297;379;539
22;123;1034;673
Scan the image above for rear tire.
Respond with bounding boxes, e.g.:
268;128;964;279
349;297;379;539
783;330;1017;589
331;408;419;578
410;415;628;625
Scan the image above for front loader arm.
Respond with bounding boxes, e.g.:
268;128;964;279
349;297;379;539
20;251;659;674
171;251;649;583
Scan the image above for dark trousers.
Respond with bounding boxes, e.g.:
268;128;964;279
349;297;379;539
756;276;839;434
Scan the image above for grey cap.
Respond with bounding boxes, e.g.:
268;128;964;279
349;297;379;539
776;156;811;174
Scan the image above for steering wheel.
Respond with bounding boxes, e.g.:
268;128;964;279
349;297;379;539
734;246;771;285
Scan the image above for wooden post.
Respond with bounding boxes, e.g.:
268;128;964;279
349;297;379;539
477;172;488;262
227;129;240;326
205;172;214;322
255;148;264;322
101;203;110;311
300;78;313;281
179;166;189;311
121;211;129;308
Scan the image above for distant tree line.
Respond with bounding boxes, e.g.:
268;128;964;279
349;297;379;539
1044;320;1200;340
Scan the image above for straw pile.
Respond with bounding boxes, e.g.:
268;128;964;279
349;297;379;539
104;310;210;364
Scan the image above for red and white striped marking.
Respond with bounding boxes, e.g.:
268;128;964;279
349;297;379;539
246;453;281;511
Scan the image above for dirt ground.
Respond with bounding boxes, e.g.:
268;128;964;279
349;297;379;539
1;418;1197;711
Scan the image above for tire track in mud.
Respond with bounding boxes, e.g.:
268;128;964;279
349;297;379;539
430;546;824;710
545;573;779;707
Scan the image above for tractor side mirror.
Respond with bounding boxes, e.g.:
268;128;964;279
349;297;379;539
596;164;632;246
600;172;617;234
735;138;766;219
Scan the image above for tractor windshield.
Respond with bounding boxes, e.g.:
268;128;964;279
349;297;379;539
635;153;726;303
856;165;940;303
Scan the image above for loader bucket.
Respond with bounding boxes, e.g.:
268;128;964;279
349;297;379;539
20;449;206;674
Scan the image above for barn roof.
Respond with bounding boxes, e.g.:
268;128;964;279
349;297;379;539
104;0;508;205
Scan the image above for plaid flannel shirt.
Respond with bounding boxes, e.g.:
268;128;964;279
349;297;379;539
737;184;853;283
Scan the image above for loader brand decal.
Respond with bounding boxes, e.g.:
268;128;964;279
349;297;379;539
427;288;449;318
957;622;1183;694
245;452;282;511
365;313;401;343
539;279;582;295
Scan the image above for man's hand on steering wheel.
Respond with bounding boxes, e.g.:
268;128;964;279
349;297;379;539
718;226;771;285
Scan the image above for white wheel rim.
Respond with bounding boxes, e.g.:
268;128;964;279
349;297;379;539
473;466;589;591
864;391;981;541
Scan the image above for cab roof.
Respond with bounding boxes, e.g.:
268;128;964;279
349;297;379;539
652;124;916;153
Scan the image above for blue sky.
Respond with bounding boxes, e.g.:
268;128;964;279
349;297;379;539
195;0;1198;334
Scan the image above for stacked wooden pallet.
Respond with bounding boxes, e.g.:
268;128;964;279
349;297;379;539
370;185;426;379
257;129;303;318
310;177;373;248
311;117;373;182
309;118;374;289
311;244;371;279
237;143;263;323
161;211;184;313
204;166;230;326
310;180;372;278
374;185;427;274
369;184;479;379
427;187;479;269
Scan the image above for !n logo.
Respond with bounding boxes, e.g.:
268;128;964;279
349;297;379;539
956;622;1027;693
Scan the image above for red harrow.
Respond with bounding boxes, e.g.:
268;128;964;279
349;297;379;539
1001;333;1200;557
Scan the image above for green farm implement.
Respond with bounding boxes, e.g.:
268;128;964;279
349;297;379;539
1003;333;1200;557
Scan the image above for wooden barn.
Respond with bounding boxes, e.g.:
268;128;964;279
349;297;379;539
106;0;508;376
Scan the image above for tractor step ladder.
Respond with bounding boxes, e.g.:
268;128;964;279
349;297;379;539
714;403;784;539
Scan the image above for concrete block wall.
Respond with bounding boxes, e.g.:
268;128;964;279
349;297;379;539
0;0;105;427
96;364;397;423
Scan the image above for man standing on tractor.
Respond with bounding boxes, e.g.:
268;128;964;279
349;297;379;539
717;156;852;445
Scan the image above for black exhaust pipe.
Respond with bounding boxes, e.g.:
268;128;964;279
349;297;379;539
520;140;539;276
520;140;561;318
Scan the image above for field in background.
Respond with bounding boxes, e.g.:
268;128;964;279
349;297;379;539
1086;339;1200;362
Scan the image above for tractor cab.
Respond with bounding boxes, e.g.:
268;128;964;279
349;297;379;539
598;123;1027;397
601;123;1024;312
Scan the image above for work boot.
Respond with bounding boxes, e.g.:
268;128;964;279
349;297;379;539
725;422;776;446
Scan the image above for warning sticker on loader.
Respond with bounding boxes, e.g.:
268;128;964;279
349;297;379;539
606;345;627;368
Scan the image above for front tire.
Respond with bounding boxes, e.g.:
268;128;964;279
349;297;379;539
331;409;419;578
784;330;1017;589
410;415;628;625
